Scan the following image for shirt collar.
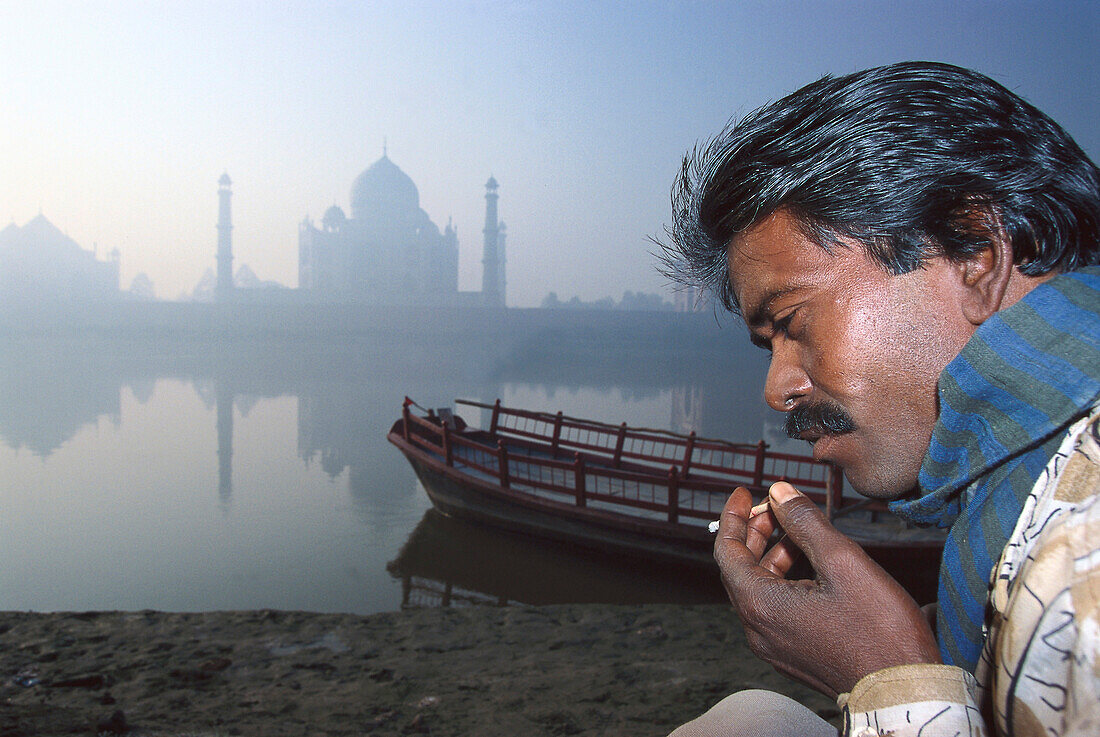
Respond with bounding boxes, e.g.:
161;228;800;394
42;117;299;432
890;267;1100;525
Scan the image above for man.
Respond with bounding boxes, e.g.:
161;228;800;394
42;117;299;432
662;62;1099;736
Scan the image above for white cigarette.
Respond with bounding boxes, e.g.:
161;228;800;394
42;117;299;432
708;500;771;534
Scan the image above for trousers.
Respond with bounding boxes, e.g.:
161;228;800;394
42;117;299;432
668;689;837;737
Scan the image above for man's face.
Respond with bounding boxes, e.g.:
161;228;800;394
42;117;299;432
728;210;976;499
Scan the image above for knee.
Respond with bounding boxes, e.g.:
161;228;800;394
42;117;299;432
668;689;834;737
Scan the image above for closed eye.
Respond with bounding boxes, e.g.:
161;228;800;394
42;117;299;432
749;310;797;353
773;311;795;337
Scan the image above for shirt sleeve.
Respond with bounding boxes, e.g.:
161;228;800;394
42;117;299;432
839;664;986;737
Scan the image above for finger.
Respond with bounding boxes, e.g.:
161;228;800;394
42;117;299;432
758;534;803;578
767;482;864;576
713;487;762;571
745;507;778;559
715;486;754;541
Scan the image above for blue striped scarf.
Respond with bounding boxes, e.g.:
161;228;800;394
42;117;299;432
889;267;1100;672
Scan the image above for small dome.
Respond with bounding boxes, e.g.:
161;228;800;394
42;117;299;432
219;172;232;186
322;205;346;230
350;155;419;221
485;175;498;190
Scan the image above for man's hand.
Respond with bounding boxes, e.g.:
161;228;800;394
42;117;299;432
714;482;940;698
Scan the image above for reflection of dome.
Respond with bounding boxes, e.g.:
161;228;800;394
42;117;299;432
350;155;419;221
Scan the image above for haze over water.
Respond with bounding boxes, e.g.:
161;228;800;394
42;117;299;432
0;333;775;613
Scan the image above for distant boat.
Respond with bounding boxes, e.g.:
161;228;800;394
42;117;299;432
387;397;944;603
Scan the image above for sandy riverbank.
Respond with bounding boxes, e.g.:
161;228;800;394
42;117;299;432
1;604;839;737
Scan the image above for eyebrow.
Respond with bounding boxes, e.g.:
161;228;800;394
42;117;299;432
743;284;804;330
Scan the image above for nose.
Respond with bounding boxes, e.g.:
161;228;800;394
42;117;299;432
763;342;812;412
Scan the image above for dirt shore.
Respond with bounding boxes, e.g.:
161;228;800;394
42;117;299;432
1;604;839;737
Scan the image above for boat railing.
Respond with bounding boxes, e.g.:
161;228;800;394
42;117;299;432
454;399;849;511
401;398;859;522
402;405;737;525
457;398;759;474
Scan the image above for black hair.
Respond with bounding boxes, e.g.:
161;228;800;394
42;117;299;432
662;61;1100;312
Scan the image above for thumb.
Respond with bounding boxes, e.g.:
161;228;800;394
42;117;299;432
768;482;862;576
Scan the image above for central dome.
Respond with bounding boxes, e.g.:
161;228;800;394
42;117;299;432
350;155;420;222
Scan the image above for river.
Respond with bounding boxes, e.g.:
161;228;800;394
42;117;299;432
0;331;789;613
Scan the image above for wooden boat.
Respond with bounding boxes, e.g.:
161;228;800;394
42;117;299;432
387;397;945;603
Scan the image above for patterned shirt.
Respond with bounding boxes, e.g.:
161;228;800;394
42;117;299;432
841;408;1100;736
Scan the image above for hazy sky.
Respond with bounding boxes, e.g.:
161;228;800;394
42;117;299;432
1;1;1096;305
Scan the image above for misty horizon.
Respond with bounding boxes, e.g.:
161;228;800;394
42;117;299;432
1;1;1096;307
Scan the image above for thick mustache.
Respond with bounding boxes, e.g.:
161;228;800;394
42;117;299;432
784;401;857;439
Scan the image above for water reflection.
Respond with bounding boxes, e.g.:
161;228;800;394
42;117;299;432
0;338;122;456
388;509;727;608
0;332;770;613
217;381;233;509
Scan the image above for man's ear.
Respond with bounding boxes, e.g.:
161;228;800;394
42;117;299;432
955;208;1015;326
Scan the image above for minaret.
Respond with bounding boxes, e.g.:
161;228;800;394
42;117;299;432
216;172;234;301
481;176;503;307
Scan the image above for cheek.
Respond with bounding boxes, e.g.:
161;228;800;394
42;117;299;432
813;291;944;407
810;297;894;397
865;310;962;426
889;269;974;382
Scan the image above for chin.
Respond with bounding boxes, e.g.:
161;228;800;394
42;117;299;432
842;468;915;501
